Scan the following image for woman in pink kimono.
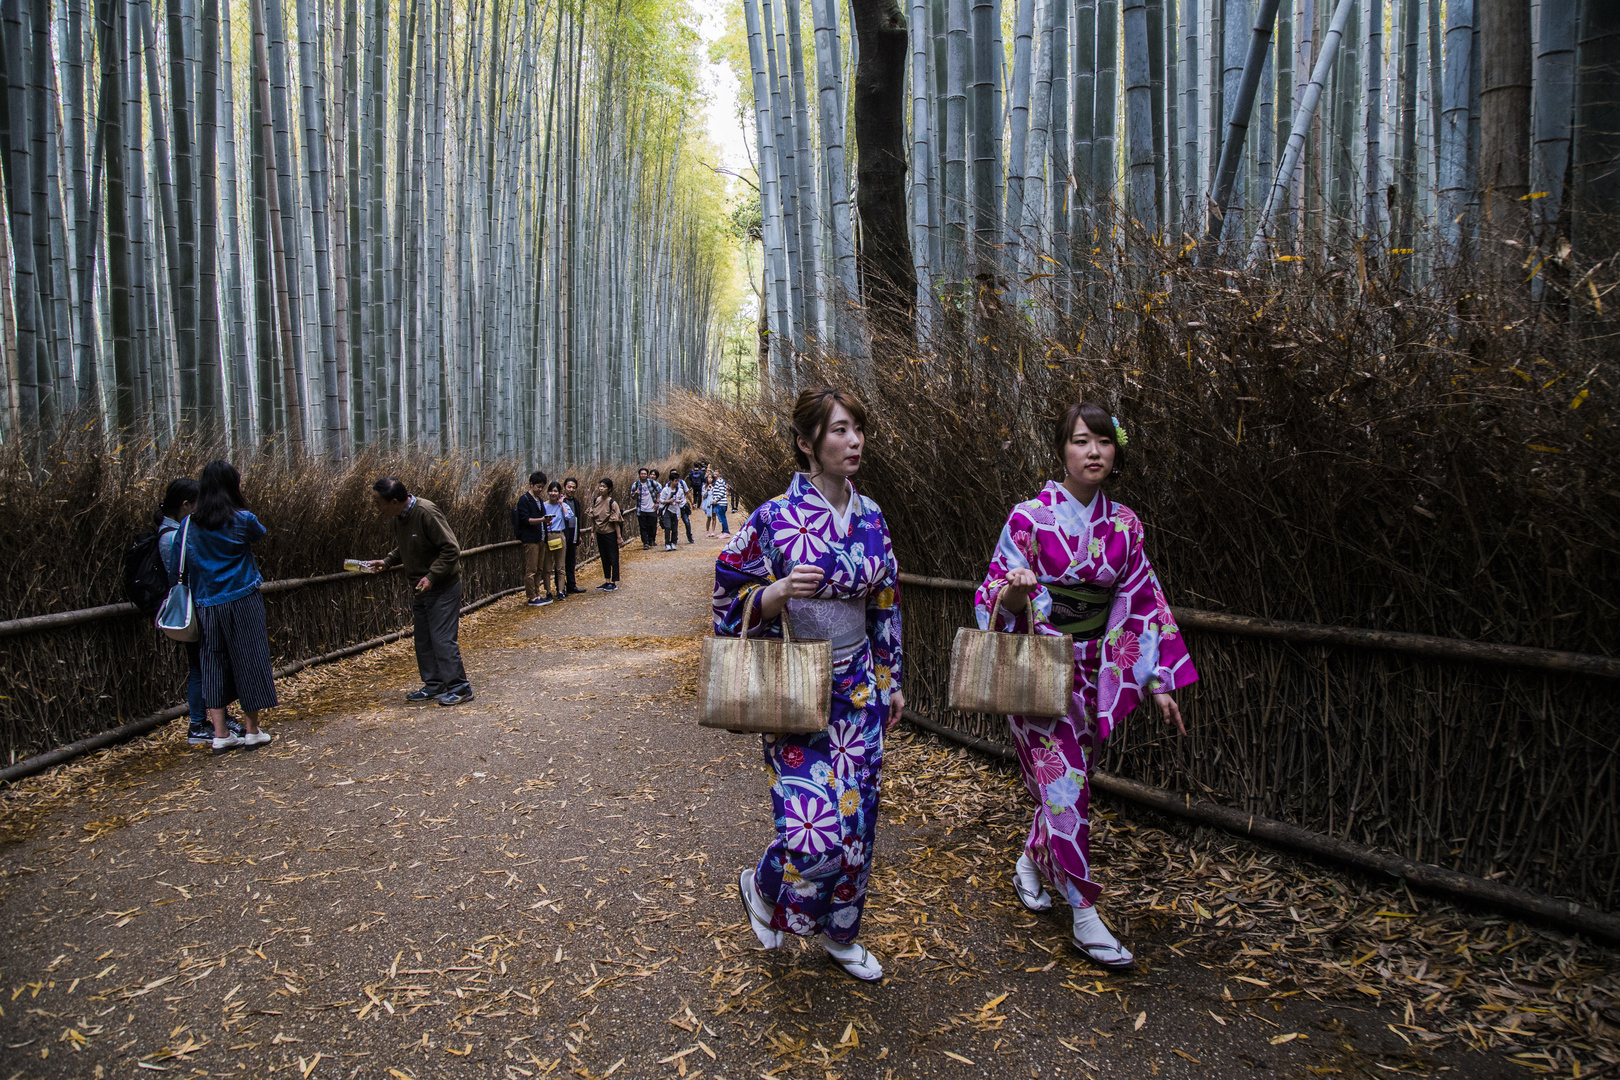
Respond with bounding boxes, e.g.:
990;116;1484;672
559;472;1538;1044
975;401;1197;968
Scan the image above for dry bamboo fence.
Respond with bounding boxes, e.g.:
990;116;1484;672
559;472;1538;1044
899;576;1620;914
0;533;604;764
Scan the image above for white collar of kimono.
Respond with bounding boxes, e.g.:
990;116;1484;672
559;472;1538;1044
1046;480;1102;531
796;472;856;538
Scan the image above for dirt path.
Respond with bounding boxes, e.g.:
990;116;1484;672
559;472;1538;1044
0;534;1597;1079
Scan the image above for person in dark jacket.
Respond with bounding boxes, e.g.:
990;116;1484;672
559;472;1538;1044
157;478;244;746
517;471;549;601
186;461;277;754
360;478;474;706
562;477;585;594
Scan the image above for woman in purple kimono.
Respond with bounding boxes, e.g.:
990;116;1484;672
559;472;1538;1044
714;387;904;982
975;401;1197;968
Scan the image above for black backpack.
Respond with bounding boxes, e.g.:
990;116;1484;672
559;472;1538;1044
124;526;173;615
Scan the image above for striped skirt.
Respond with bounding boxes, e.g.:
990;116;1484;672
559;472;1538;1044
198;591;278;712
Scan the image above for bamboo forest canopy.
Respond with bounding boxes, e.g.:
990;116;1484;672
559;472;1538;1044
0;0;735;461
729;0;1620;367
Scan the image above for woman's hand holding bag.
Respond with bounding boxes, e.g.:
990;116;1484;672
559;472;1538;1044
947;579;1073;718
699;581;833;735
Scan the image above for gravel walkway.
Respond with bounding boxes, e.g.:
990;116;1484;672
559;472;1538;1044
0;534;1601;1079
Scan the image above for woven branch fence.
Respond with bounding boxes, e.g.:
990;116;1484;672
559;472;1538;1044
0;533;606;764
899;576;1620;914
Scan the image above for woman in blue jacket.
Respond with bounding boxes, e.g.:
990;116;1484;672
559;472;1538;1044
186;461;276;754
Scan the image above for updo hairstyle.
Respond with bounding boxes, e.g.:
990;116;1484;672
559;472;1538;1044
789;387;869;472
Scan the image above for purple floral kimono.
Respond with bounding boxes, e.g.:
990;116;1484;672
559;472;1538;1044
975;482;1197;907
714;473;902;942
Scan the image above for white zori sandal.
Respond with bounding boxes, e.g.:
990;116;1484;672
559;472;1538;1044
1013;852;1053;912
738;869;783;950
821;936;884;981
1071;904;1134;969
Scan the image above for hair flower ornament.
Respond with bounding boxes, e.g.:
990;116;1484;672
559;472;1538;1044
1111;416;1129;447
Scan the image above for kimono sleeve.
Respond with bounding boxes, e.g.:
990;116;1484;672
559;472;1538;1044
864;506;903;696
712;503;782;639
974;502;1052;633
1120;516;1198;695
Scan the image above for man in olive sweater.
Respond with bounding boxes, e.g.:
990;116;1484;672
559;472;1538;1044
362;478;474;706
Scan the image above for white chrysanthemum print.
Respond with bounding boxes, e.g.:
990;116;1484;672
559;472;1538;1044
827;721;868;780
781;795;840;854
771;501;831;565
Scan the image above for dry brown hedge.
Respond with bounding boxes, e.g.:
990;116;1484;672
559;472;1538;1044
0;433;663;761
662;264;1620;909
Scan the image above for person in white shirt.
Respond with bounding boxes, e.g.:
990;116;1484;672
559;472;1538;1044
630;468;659;549
657;476;689;551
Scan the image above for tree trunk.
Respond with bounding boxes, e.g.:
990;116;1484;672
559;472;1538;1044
1527;0;1574;270
1477;0;1530;270
1570;0;1620;262
1247;0;1353;266
1438;0;1473;266
848;0;913;344
1202;0;1282;259
1124;0;1158;234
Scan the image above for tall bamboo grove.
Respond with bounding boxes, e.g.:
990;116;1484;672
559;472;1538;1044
731;0;1619;356
0;0;730;462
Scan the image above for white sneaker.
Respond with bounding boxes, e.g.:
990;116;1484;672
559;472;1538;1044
1013;852;1053;911
1071;904;1134;968
241;731;274;749
738;870;782;950
211;733;243;756
821;936;883;981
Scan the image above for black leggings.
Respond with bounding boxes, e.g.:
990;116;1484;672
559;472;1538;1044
597;532;620;581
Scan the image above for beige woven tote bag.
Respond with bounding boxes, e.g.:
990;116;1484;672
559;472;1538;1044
699;588;833;735
947;586;1073;717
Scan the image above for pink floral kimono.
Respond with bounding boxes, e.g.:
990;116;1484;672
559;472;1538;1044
975;482;1197;906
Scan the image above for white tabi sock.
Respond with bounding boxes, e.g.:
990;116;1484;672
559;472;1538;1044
1072;903;1133;965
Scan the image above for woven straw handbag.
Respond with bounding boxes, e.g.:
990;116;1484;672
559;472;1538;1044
947;586;1073;717
698;589;832;735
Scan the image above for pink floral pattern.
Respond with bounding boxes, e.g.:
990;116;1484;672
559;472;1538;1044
1031;746;1068;785
975;483;1198;908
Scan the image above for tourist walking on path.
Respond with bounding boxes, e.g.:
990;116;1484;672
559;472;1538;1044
678;469;697;544
631;469;659;550
586;479;626;591
706;471;731;536
974;402;1197;969
715;387;905;983
702;469;720;537
362;478;474;706
186;461;277;753
687;461;708;525
157;479;244;746
517;472;549;602
562;478;586;594
658;473;689;551
538;482;575;601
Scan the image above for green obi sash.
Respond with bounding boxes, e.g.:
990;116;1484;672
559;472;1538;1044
1045;582;1115;640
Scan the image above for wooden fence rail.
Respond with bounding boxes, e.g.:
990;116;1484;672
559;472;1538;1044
0;541;523;639
896;574;1620;679
896;573;1620;912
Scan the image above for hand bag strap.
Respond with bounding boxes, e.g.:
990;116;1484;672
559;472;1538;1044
738;584;794;642
989;580;1040;637
177;516;190;584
